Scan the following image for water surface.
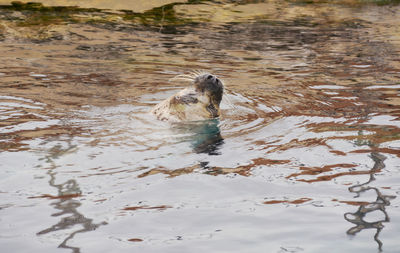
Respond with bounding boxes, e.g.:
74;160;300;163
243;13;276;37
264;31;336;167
1;1;400;252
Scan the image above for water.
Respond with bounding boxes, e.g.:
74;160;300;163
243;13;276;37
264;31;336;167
1;1;400;252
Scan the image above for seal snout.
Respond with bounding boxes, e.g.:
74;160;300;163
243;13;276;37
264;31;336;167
195;73;223;93
206;74;220;85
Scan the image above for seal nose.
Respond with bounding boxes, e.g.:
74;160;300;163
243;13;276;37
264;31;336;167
207;75;213;80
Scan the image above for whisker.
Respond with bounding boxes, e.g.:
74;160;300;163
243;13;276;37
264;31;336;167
170;70;210;84
188;71;198;78
169;76;194;83
174;74;194;79
191;70;208;77
222;89;237;110
188;72;200;78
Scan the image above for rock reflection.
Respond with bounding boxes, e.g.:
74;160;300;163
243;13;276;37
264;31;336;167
174;119;224;155
344;152;395;251
37;145;106;253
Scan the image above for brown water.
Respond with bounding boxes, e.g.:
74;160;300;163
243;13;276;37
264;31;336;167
1;1;400;252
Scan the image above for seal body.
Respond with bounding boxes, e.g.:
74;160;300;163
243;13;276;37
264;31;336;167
151;73;223;122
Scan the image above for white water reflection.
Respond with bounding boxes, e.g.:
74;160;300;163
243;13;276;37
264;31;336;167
1;1;400;252
1;91;399;253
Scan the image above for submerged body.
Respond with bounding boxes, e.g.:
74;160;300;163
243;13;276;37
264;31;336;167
151;73;223;122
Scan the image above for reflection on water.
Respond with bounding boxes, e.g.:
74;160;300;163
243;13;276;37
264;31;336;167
174;119;224;155
35;145;107;253
1;0;400;252
344;152;396;251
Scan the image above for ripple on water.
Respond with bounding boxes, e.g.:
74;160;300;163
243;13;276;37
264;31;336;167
1;1;400;252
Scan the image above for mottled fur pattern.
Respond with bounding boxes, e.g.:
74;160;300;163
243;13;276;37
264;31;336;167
151;72;224;122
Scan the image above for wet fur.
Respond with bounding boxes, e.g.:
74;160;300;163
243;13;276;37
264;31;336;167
151;72;223;122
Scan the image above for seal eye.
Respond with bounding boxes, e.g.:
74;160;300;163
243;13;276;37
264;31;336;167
207;75;213;80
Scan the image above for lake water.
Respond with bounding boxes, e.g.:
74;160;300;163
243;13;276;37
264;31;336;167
1;1;400;252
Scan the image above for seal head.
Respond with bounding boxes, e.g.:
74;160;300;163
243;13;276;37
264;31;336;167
151;73;224;122
194;74;223;117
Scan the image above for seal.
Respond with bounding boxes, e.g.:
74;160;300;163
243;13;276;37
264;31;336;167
151;72;224;122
